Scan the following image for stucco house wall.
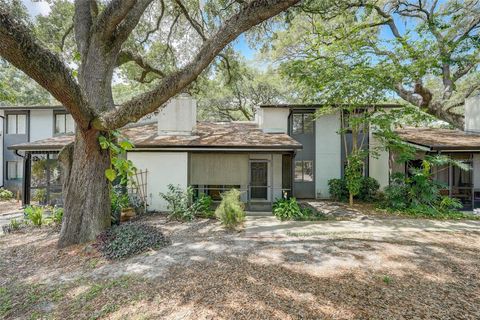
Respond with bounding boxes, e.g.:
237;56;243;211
127;151;189;211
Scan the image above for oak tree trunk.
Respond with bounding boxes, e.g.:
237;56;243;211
58;128;111;248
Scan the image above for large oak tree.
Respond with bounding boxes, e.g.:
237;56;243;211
271;0;480;129
0;0;300;247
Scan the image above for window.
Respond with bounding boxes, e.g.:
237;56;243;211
55;113;75;134
191;185;241;201
6;161;23;180
295;160;314;182
6;114;27;134
292;113;314;134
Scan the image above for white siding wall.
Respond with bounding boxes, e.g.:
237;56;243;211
30;109;54;141
127;152;188;211
315;112;342;198
369;130;390;189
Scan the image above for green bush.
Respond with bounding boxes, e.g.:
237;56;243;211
381;167;468;219
215;189;245;229
272;197;326;221
0;188;13;201
24;205;44;226
273;197;302;221
9;219;22;230
359;177;380;201
160;185;214;221
94;223;170;260
328;177;380;202
192;193;214;218
111;185;130;224
328;179;349;202
45;207;63;225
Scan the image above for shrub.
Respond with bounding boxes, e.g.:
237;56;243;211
94;223;170;260
160;185;214;221
273;197;302;221
192;193;214;218
358;177;380;201
111;185;130;224
381;169;468;219
45;207;63;225
24;205;44;226
215;189;245;229
328;179;349;202
9;219;22;230
0;188;13;201
272;197;326;221
328;177;380;202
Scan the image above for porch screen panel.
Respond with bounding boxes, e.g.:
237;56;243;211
190;153;249;185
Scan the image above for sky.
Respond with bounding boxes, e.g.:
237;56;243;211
22;0;50;16
20;0;257;61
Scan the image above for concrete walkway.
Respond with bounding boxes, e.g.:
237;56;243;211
244;216;480;239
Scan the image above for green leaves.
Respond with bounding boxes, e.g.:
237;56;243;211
105;169;117;182
98;131;137;184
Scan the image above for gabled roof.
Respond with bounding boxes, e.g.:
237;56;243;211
9;121;302;151
397;127;480;151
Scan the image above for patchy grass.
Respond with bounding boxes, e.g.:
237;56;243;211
1;215;480;319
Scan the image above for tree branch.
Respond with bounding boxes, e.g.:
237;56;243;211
74;0;97;57
174;0;207;41
0;5;91;128
94;0;300;130
117;50;166;79
140;0;165;45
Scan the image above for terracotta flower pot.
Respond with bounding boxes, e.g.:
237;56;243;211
120;207;136;222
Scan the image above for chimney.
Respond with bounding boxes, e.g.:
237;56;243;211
465;95;480;133
158;95;197;136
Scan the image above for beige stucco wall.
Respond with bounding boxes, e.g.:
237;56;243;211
127;152;188;211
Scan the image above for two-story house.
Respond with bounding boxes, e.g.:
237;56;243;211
7;95;480;211
0;105;74;194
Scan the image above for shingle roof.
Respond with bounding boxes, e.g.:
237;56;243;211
397;127;480;151
9;121;302;151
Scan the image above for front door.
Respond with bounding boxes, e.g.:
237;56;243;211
250;161;268;200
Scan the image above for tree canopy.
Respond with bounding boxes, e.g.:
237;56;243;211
268;0;480;128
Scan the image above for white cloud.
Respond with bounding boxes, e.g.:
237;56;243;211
22;0;51;17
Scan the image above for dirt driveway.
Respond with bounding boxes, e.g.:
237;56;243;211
1;215;480;319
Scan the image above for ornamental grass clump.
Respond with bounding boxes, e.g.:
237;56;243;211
215;189;245;230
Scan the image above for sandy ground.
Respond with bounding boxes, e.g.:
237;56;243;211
1;215;480;319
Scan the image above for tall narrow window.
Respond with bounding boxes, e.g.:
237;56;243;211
291;113;314;134
6;114;27;134
6;161;23;180
54;113;75;134
295;160;314;182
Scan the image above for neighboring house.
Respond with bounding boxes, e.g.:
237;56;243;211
0;105;75;195
7;95;480;211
